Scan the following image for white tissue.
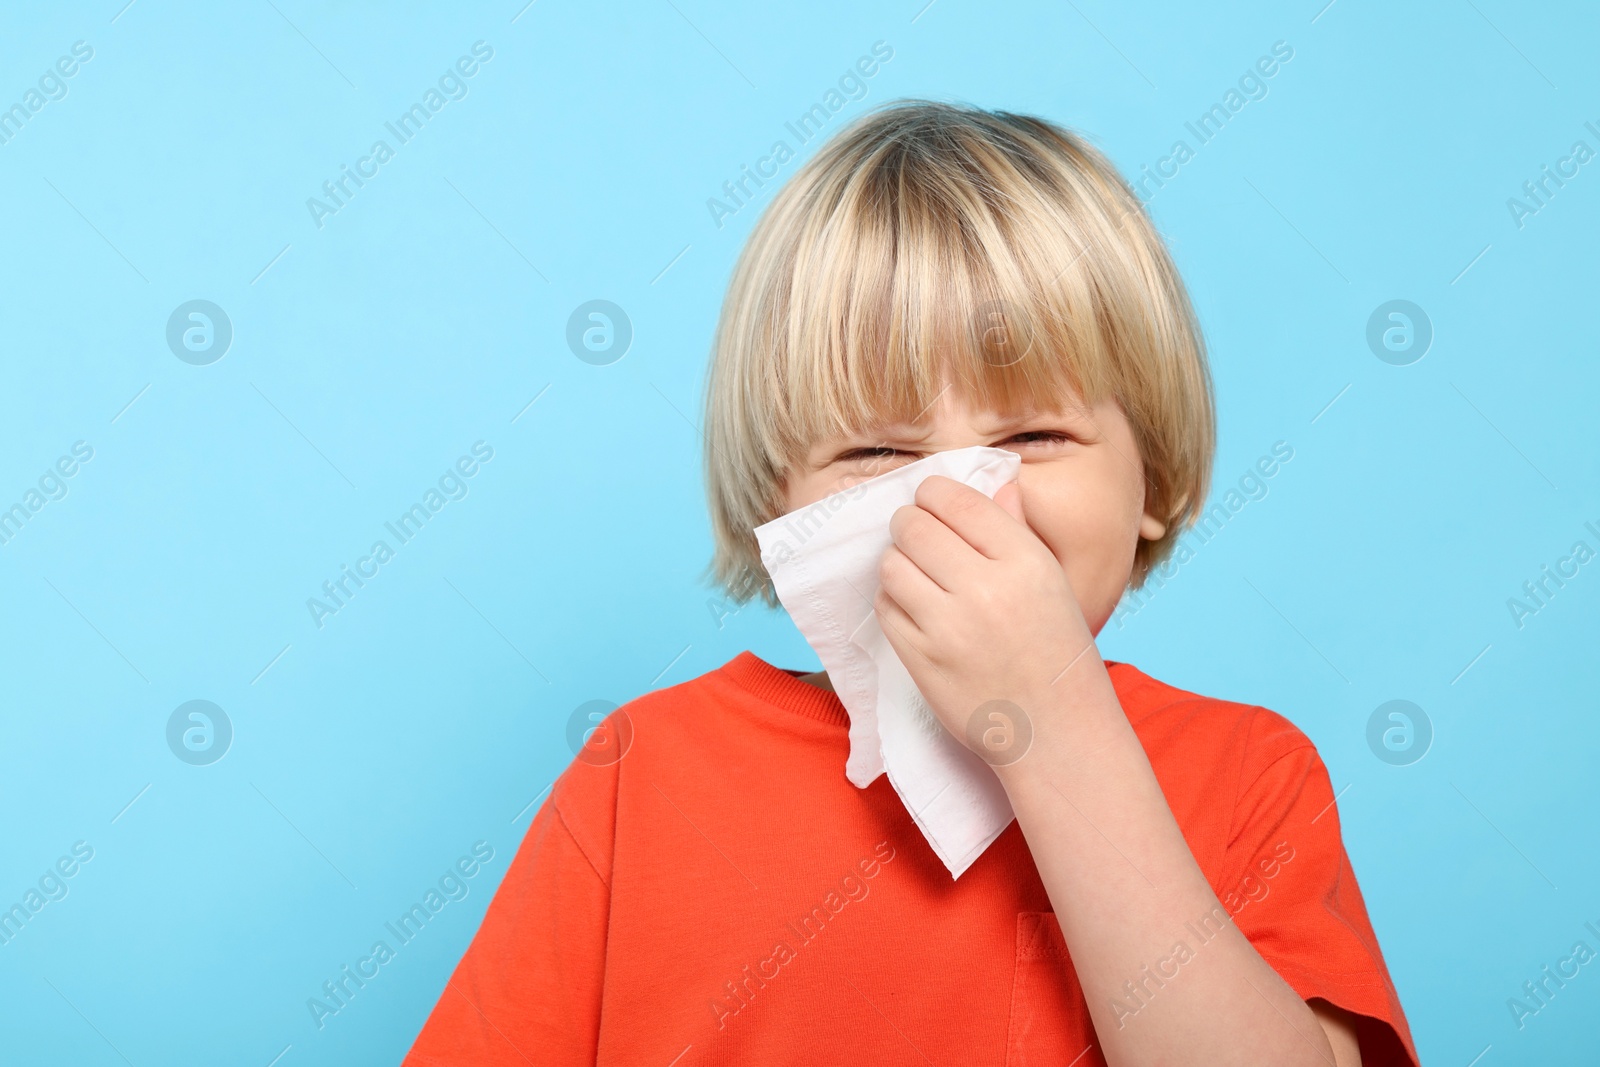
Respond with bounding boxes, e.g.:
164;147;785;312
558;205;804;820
754;445;1022;879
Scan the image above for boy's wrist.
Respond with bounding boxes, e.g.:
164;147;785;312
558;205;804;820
984;651;1140;794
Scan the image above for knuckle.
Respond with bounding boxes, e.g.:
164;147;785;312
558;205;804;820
889;503;918;539
896;510;930;551
878;549;899;585
950;488;986;518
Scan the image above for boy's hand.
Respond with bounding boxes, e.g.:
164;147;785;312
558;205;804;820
873;473;1099;753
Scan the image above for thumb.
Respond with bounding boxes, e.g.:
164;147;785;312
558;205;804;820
993;480;1025;525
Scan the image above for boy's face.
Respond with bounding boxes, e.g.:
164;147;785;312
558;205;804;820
781;383;1167;637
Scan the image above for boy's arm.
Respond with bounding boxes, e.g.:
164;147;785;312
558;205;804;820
874;477;1387;1066
1313;1001;1363;1064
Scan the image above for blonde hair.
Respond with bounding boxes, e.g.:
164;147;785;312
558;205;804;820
701;100;1214;608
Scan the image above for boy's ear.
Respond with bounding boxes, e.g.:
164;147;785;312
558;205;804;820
1139;490;1185;542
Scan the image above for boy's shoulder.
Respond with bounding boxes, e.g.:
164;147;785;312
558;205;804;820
542;654;844;875
545;658;771;803
1107;658;1323;779
540;674;716;875
1107;660;1338;879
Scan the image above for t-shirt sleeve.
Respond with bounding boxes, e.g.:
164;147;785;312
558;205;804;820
1218;718;1420;1067
403;768;613;1066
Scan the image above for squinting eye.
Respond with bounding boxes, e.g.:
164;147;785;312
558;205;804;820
1005;431;1072;445
837;446;904;462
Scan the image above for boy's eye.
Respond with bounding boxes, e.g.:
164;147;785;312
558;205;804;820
834;431;1071;464
1004;430;1072;446
837;446;903;461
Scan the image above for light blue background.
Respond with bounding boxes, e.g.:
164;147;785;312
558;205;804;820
1;0;1595;1063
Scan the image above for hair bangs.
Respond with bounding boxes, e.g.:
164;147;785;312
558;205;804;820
775;131;1118;467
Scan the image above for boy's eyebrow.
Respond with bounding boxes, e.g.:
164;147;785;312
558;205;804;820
848;423;933;444
973;410;1071;432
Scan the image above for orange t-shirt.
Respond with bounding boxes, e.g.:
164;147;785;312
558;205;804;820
404;651;1420;1066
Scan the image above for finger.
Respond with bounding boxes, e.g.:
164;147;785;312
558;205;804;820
993;480;1025;525
873;581;925;657
888;502;976;593
913;474;1030;561
875;582;959;696
877;543;946;625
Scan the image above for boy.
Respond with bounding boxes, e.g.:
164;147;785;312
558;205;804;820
404;101;1419;1065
